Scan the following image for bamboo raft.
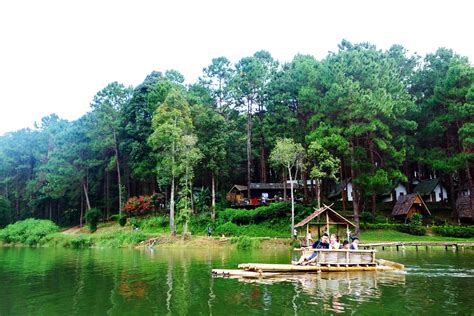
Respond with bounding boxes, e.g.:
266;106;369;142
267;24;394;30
212;249;404;278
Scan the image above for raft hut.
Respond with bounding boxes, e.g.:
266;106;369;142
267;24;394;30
294;204;356;245
391;193;431;222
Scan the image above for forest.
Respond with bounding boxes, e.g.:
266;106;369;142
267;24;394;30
0;40;472;233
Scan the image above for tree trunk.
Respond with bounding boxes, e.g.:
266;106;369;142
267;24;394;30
303;171;309;202
341;159;346;212
288;166;295;240
113;130;123;215
316;179;321;209
283;171;287;200
81;178;91;211
247;105;252;199
170;177;176;236
369;136;377;215
80;192;83;227
49;200;52;220
211;172;216;221
350;141;360;233
449;175;458;223
260;140;267;183
465;161;473;225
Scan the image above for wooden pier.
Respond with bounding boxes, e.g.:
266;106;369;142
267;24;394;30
360;242;474;251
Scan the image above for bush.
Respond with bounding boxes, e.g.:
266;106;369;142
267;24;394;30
118;215;127;227
189;213;212;234
215;222;241;236
128;217;142;229
85;208;102;233
218;202;313;226
410;213;423;226
361;223;426;235
432;225;474;238
234;236;261;250
361;211;376;224
141;216;168;231
0;218;59;245
397;224;426;236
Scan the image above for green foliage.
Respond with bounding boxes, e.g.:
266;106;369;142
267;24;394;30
410;213;423;226
128;217;142;229
361;211;376;224
0;196;12;228
397;224;426;236
218;202;313;226
361;223;426;235
118;215;127;227
432;225;474;238
0;218;59;245
215;222;240;236
85;208;102;233
234;236;261;250
141;216;169;231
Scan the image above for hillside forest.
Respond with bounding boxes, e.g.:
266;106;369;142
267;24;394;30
0;41;472;233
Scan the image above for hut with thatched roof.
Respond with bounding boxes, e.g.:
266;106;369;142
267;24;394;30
392;193;431;221
456;196;474;222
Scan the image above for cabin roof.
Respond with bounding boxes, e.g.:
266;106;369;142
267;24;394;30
228;183;301;193
414;179;441;195
328;178;351;198
456;196;474;219
392;193;431;216
295;204;356;228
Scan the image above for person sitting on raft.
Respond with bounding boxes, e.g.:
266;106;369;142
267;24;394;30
350;236;360;250
292;233;330;265
329;234;340;249
340;240;350;249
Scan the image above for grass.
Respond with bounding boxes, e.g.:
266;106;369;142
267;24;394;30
361;229;474;243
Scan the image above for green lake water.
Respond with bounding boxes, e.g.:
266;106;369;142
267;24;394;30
0;246;473;315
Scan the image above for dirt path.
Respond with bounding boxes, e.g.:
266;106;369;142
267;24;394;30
61;225;82;235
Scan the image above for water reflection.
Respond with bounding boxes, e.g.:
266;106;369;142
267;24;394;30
1;247;473;315
231;271;405;313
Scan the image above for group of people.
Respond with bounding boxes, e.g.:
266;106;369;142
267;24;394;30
292;233;360;266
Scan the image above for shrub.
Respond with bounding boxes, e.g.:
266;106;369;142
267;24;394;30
361;211;376;224
128;217;142;229
141;216;169;231
85;208;102;233
410;213;423;226
432;225;474;238
118;215;127;227
0;218;59;245
397;224;426;236
234;236;261;250
215;222;241;236
189;213;212;234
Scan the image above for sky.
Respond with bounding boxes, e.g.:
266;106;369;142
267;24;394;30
0;0;473;136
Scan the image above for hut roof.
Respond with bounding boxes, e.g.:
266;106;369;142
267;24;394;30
227;185;248;193
392;193;431;216
456;196;474;219
414;179;440;195
295;204;356;228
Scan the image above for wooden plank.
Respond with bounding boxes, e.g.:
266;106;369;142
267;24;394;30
237;263;402;272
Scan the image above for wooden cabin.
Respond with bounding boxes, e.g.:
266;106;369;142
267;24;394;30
392;193;431;221
456;196;474;223
226;182;301;203
414;178;447;203
295;204;356;246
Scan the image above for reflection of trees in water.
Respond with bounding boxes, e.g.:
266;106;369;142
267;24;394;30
237;271;406;314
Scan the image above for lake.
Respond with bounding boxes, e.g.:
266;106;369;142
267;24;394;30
0;246;473;315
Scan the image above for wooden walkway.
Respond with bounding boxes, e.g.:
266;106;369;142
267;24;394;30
360;242;474;251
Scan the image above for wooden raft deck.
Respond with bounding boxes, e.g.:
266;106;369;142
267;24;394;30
212;249;404;278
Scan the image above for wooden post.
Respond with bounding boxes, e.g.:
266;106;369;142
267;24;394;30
326;211;330;235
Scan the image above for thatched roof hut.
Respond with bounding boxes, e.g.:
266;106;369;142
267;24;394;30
295;204;355;243
456;196;474;220
392;193;431;219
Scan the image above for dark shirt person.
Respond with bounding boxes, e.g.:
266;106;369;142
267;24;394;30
293;233;329;265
